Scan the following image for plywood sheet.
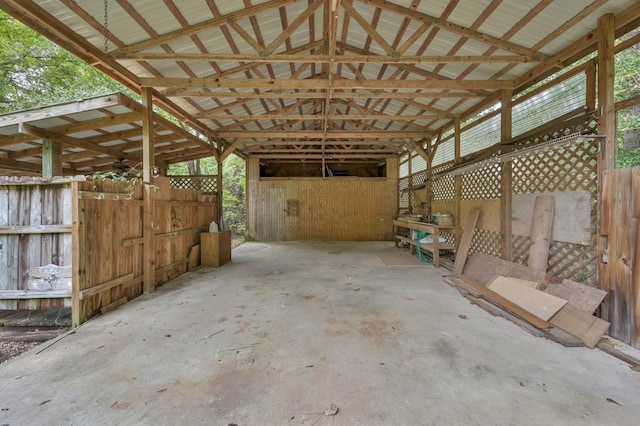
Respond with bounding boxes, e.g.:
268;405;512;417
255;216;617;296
543;279;606;314
550;304;610;348
488;276;567;321
460;199;501;232
464;252;546;285
512;190;591;244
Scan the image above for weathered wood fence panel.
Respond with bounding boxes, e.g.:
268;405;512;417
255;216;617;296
73;176;217;325
0;178;75;310
1;175;217;325
600;167;640;348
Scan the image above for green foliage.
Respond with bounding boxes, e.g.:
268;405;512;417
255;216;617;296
0;11;125;113
616;30;640;168
91;163;157;199
169;155;247;245
618;147;640;168
221;155;247;243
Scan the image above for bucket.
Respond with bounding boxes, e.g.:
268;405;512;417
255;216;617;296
432;213;454;226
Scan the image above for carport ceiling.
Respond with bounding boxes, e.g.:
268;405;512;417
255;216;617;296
1;0;639;166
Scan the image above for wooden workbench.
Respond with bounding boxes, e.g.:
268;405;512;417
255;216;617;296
393;219;457;267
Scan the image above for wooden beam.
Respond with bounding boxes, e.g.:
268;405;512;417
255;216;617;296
0;158;42;172
141;87;156;294
265;0;324;55
203;113;446;121
166;90;482;99
254;153;391;159
216;130;429;139
118;52;539;64
500;89;513;261
598;13;616;172
42;138;62;178
0;94;122;128
220;138;246;162
361;0;544;58
114;0;297;54
20;125;141;161
140;77;515;90
342;0;394;55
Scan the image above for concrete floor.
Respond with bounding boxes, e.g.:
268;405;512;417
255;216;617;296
1;241;639;426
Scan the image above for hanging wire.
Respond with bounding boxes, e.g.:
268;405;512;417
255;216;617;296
103;0;109;53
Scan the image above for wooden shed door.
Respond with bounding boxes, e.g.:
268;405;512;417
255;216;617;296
253;188;284;241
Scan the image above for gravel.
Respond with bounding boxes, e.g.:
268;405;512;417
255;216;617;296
0;341;39;364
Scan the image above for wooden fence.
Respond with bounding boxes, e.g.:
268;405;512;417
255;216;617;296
0;176;218;325
600;167;640;348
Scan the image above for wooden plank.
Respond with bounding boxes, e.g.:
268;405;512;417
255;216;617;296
512;191;592;244
0;224;72;234
100;297;128;314
544;279;607;315
456;274;553;329
78;273;135;300
528;196;554;273
550;304;610;348
460;199;500;232
0;290;71;299
444;277;583;347
488;276;567;321
453;209;480;276
188;244;201;270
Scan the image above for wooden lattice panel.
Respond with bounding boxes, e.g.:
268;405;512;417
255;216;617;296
517;116;598;148
511;139;599;286
432;174;454;201
169;176;218;193
512;141;599;194
462;164;502;200
470;229;502;258
399;176;409;210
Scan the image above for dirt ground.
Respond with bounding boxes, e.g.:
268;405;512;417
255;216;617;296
0;341;38;364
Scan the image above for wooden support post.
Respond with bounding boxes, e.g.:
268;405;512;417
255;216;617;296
586;59;597;112
500;89;513;261
597;13;616;313
425;137;433;218
597;13;617;172
454;115;462;249
216;148;223;224
42;138;62;178
407;150;413;213
71;181;84;327
142;87;156;294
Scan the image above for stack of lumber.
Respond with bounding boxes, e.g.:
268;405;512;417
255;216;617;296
448;252;609;348
448;200;609;348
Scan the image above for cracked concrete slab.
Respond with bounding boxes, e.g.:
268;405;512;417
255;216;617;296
1;241;639;425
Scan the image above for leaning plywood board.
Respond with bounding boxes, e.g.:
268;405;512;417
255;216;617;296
543;279;607;315
465;253;606;315
452;209;480;276
488;276;567;321
512;190;592;244
464;252;546;285
550;304;610;348
457;275;553;329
